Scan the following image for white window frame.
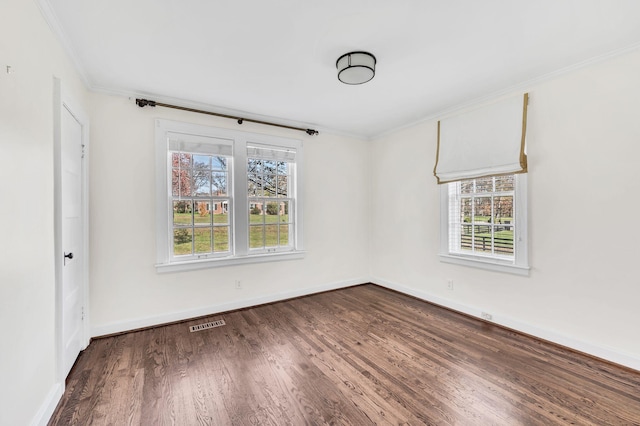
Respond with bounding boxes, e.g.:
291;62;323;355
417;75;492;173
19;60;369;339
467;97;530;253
155;119;304;272
439;173;529;276
247;143;297;254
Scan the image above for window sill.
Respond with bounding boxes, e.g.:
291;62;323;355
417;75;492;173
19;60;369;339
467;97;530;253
156;250;306;273
439;253;529;276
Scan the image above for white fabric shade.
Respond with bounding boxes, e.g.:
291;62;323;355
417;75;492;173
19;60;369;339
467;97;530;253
168;132;233;156
434;93;528;183
247;144;296;162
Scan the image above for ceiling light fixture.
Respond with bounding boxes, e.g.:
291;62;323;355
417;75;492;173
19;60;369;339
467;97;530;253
336;51;376;85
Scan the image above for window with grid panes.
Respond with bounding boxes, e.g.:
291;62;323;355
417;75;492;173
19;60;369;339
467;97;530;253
155;119;304;272
171;151;231;258
247;144;295;252
441;173;529;275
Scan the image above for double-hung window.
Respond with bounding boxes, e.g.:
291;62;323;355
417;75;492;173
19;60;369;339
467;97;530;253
440;173;529;275
169;135;233;259
247;144;296;252
155;120;304;272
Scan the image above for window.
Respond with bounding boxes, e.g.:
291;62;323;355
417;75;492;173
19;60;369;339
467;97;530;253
171;151;232;257
440;173;529;275
247;145;295;252
155;120;304;272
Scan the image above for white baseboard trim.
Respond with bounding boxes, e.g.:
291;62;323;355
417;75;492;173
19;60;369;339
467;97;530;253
30;382;63;426
91;277;366;337
371;276;640;372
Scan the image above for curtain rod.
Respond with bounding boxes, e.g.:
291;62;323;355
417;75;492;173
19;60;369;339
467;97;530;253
135;98;319;136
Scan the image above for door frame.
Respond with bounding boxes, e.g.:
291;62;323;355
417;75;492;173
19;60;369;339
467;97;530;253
53;77;90;383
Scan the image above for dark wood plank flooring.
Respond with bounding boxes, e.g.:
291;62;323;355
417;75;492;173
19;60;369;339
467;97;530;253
49;284;640;425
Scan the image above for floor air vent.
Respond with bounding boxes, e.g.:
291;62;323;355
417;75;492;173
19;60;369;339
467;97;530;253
189;319;226;332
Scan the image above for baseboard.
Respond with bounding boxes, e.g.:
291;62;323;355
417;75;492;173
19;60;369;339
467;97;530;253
30;382;63;426
371;276;640;372
91;277;366;337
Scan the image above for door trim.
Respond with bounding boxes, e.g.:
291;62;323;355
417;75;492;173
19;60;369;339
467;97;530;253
53;77;90;384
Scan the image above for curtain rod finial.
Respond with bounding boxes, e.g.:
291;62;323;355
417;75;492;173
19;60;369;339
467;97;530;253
136;98;156;108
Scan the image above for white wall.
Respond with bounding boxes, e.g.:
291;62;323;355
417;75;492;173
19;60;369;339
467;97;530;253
88;93;370;335
370;49;640;370
0;1;89;425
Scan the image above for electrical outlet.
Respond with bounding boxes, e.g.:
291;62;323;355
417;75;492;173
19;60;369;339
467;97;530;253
481;312;493;321
235;280;242;290
447;279;454;291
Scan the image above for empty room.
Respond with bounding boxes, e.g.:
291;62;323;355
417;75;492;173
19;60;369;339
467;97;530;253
2;1;640;425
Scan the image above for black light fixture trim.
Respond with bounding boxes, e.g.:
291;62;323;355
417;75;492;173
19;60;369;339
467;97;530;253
336;51;376;85
135;98;319;136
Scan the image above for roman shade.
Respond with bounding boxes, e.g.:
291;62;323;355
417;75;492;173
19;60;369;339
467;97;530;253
434;93;528;184
168;132;233;156
247;143;297;162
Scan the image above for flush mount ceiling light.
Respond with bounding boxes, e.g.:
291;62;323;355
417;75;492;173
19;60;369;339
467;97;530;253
336;51;376;85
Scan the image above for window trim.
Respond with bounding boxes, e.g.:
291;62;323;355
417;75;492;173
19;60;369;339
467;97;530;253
155;119;304;272
439;173;529;276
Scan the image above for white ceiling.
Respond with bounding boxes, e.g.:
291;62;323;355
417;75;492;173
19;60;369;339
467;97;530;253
42;0;640;138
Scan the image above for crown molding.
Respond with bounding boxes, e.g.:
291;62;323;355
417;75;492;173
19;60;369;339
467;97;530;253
373;41;640;141
34;0;92;88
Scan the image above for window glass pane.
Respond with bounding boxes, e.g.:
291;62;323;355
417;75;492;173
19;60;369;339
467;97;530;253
276;161;288;175
173;228;193;255
248;158;262;172
473;233;494;253
494;196;513;223
212;172;227;195
249;225;264;249
214;227;229;252
495;175;514;192
263;174;277;196
278;224;290;246
172;168;192;196
461;198;471;224
194;228;212;254
193;155;210;169
473;197;492;222
212;156;227;171
264;202;280;222
279;201;290;221
173;201;192;225
249;202;264;221
172;152;191;168
263;160;277;173
475;177;493;193
461;181;473;194
495;226;514;255
194;171;211;195
194;202;211;224
473;224;491;235
460;228;473;252
265;225;278;247
247;173;261;196
277;175;288;197
214;201;229;224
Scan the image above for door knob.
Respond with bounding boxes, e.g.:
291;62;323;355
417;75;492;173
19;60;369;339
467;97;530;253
64;252;74;260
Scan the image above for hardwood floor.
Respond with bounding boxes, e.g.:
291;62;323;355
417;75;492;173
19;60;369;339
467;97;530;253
49;284;640;425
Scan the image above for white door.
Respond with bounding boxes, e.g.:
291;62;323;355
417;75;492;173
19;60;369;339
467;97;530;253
61;104;85;377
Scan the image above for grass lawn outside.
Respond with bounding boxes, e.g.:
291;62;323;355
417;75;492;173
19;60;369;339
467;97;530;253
172;212;291;254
